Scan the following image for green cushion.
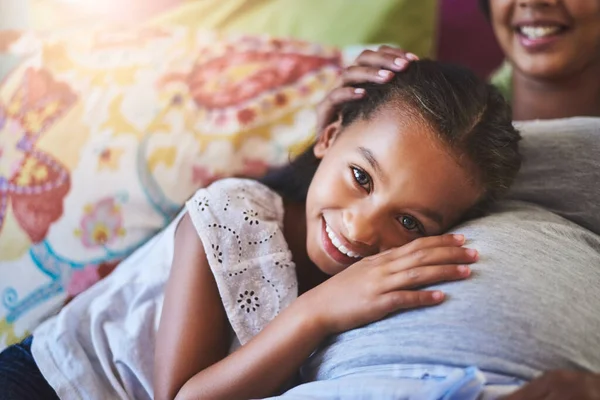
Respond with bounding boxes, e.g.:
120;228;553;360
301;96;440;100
489;60;513;103
149;0;438;57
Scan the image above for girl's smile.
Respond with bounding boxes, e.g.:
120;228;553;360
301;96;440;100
321;217;365;266
305;107;484;275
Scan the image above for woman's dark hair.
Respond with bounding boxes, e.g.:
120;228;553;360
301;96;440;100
261;59;521;215
479;0;491;20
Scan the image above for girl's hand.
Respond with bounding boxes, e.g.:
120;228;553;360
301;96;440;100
315;45;419;134
302;234;476;335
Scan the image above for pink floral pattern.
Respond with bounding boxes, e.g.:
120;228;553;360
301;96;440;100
67;265;100;297
76;198;125;248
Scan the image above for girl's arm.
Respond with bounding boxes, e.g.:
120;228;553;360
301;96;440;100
153;213;231;400
157;219;474;400
154;211;327;400
175;290;326;400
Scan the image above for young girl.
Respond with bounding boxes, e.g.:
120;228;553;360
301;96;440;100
0;60;520;400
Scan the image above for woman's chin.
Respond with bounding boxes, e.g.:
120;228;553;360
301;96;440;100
513;53;580;80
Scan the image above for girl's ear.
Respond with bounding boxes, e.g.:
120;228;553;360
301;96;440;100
314;118;342;159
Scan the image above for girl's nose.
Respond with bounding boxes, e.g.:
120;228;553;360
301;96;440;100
342;208;379;248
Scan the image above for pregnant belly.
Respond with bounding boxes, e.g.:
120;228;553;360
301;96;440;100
302;203;600;382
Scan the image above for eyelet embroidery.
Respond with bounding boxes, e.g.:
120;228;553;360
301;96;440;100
237;290;260;313
243;209;260;225
211;244;223;263
187;178;297;345
223;195;230;212
206;223;243;263
197;196;209;211
274;261;292;269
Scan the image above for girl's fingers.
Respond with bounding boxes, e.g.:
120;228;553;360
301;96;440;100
355;49;411;72
379;290;445;314
389;246;478;273
372;234;466;264
341;65;394;85
383;264;471;292
404;234;466;253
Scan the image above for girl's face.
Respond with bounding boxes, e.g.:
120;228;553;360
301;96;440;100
490;0;600;79
304;108;482;276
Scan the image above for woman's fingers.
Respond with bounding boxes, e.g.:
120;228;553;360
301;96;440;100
355;48;412;72
315;87;366;132
382;264;471;292
378;45;419;61
315;45;419;134
341;65;395;85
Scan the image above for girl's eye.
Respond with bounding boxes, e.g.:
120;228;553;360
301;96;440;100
399;215;422;233
351;167;371;190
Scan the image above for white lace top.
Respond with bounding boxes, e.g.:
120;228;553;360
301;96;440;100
186;178;298;345
31;178;298;400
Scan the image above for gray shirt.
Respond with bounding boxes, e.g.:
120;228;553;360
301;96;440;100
301;117;600;383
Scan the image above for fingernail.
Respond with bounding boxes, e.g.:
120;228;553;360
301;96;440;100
406;52;419;61
453;234;465;243
458;265;471;276
432;291;444;301
354;88;365;95
466;248;479;260
378;69;393;79
394;57;408;68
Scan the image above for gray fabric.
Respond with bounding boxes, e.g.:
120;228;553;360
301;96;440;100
509;117;600;235
301;117;600;384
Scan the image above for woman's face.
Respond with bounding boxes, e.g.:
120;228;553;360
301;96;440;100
490;0;600;79
303;108;482;276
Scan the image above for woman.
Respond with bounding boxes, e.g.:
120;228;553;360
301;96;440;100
302;0;600;398
316;0;600;127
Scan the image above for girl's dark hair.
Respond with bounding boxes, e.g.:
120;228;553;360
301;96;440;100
261;59;521;215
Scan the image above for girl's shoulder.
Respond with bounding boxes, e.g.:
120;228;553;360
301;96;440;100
187;177;285;226
185;177;297;345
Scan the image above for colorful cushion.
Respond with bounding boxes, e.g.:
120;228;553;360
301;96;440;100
150;0;438;57
24;0;437;59
0;27;342;349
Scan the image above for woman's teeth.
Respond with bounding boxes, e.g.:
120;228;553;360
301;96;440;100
519;25;563;39
325;224;361;259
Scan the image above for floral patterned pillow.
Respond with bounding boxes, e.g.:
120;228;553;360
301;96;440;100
0;27;341;349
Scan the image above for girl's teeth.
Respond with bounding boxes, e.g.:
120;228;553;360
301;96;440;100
332;237;342;248
520;25;562;39
325;223;360;259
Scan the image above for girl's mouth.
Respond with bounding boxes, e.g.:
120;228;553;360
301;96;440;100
320;218;362;266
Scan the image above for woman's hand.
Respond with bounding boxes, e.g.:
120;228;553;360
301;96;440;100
503;371;600;400
302;234;476;335
315;45;419;134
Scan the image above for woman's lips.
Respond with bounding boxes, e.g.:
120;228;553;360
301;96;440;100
517;32;564;52
514;25;569;53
